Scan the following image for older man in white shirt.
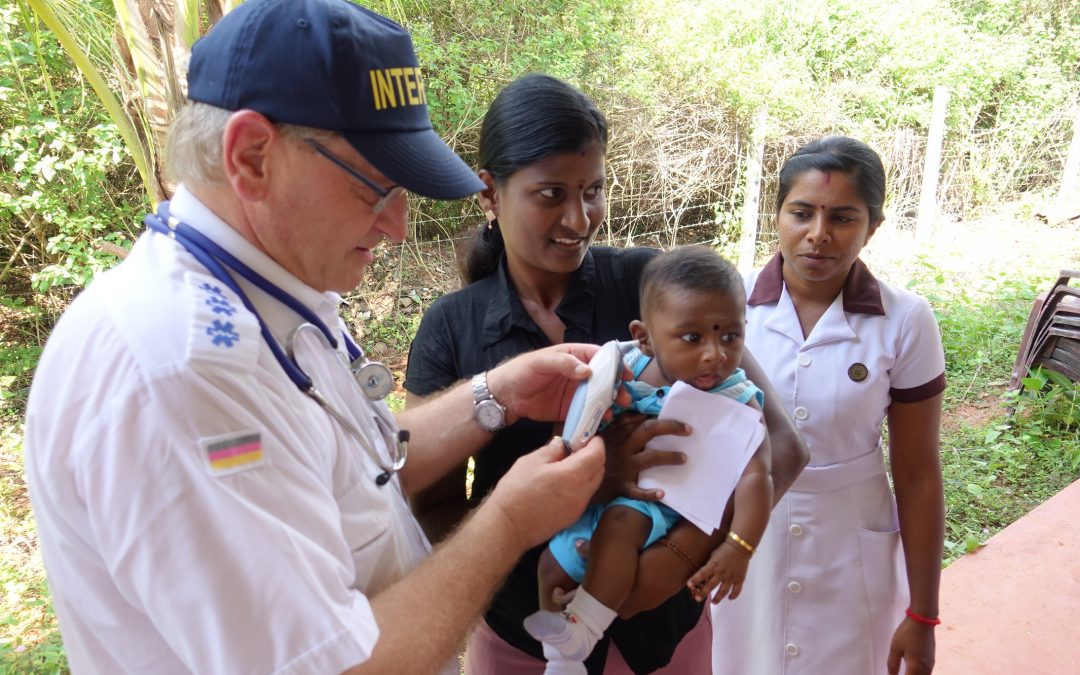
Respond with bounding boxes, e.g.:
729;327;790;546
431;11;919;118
25;1;611;673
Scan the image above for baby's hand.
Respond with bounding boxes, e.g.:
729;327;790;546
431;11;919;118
686;543;750;604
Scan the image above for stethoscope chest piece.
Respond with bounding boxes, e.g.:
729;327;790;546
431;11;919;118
353;358;395;400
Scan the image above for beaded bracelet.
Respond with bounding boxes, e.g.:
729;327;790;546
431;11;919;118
905;608;941;626
658;537;697;574
727;531;755;556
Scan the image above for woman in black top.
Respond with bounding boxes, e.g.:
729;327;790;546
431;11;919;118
405;74;807;674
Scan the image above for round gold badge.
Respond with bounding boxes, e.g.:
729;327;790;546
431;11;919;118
848;362;869;382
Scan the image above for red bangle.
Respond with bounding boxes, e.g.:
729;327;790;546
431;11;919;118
905;608;941;626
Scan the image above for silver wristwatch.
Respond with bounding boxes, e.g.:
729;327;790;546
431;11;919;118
471;372;506;432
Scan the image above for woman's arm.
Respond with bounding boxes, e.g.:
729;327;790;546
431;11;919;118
740;349;809;502
886;393;944;675
405;391;473;544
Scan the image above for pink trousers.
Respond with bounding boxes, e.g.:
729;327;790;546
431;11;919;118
463;605;712;674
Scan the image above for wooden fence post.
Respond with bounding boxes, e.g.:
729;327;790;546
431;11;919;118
916;86;949;241
738;105;768;272
1059;102;1080;202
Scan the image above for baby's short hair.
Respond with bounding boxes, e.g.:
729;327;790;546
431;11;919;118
639;246;744;312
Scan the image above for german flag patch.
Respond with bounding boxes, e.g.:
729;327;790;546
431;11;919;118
202;431;266;475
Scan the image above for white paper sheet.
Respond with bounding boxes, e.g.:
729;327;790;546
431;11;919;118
637;381;765;533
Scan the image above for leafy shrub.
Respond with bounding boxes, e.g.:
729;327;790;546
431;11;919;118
0;2;145;302
909;262;1080;562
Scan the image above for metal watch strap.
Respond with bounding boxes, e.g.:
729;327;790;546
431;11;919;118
471;372;490;402
471;372;506;432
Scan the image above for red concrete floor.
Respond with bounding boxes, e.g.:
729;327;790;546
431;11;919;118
935;478;1080;674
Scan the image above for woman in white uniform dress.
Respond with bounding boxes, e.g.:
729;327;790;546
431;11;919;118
711;137;946;675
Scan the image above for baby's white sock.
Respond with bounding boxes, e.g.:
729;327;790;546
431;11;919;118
524;588;616;662
542;644;588;675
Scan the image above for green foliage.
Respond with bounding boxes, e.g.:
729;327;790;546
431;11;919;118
0;422;67;674
912;261;1039;391
941;385;1079;564
0;574;68;674
0;0;1075;662
364;0;639;227
361;0;1078;232
909;263;1080;563
1015;368;1080;467
0;2;145;301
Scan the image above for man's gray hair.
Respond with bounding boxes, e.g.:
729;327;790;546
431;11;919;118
165;102;335;187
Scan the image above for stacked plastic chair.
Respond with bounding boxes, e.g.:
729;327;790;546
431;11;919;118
1009;270;1080;390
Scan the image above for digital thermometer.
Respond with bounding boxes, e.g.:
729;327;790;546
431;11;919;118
561;340;637;452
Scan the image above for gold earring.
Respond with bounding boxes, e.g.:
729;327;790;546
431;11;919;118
484;210;496;230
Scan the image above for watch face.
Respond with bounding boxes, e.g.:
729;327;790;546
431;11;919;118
476;400;504;430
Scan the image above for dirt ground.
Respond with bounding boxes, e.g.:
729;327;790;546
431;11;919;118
865;198;1080;429
861;199;1080;293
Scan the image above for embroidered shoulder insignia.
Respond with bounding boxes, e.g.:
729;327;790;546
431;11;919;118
199;283;241;347
184;271;259;372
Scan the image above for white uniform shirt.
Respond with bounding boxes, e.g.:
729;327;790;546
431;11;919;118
25;187;441;674
712;254;946;674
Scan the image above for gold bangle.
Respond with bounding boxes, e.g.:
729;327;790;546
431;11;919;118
658;537;697;574
727;531;755;556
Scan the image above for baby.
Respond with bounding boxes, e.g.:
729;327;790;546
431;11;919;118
524;245;774;674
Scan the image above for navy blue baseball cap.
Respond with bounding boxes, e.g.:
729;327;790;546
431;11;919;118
187;0;484;200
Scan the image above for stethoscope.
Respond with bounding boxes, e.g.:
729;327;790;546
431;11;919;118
144;202;407;487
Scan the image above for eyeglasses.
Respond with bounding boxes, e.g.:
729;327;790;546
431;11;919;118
305;139;406;214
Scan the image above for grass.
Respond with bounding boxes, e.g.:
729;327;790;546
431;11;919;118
0;298;66;673
860;196;1080;561
920;270;1080;562
0;201;1078;670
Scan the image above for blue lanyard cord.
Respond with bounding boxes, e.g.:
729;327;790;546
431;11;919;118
143;202;403;486
143;205;317;391
148;204;362;364
151;203;339;348
341;333;362;364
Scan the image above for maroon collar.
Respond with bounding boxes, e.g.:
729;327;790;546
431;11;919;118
747;253;885;316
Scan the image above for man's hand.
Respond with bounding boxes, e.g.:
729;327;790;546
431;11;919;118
486;436;606;552
360;437;603;675
594;412;689;503
485;343;630;425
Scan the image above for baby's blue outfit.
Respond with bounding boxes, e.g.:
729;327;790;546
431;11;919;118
548;347;764;582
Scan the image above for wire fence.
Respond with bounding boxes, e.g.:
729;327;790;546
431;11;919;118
368;104;1079;317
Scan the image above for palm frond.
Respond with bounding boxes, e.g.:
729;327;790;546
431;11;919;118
174;0;201;48
25;0;241;202
24;0;160;201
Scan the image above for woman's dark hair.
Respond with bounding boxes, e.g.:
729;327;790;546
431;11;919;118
775;136;887;226
640;245;745;312
462;74;608;282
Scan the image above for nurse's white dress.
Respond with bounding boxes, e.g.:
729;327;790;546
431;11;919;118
711;255;945;675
